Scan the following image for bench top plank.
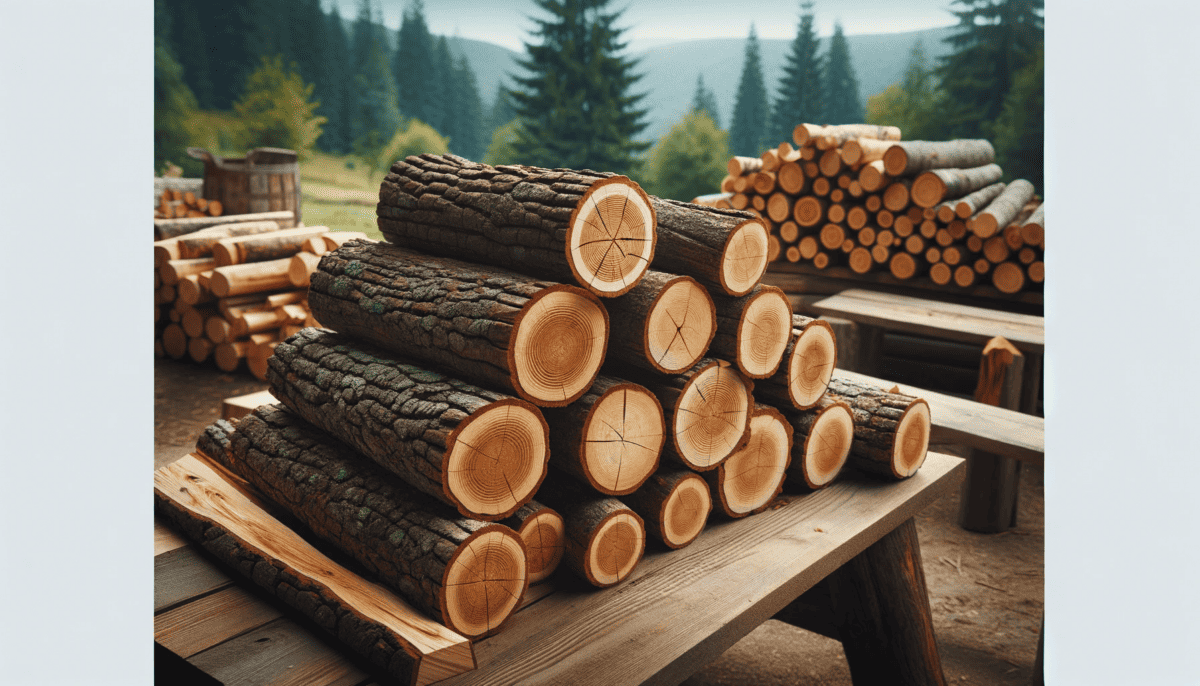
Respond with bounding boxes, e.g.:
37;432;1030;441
812;288;1044;352
836;370;1044;464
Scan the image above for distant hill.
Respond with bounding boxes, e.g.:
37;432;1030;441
438;26;958;143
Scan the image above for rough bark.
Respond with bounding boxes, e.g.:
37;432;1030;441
197;406;529;638
534;471;646;588
604;270;716;374
648;197;769;297
952;182;1006;220
970;179;1037;238
213;226;331;266
910;164;1004;208
622;467;711;549
266;327;549;521
175;220;283;259
154;210;297;240
377;153;656;297
825;376;931;479
702;404;792;518
500;500;565;584
306;240;608;407
708;284;793;379
881;139;995;176
756;315;837;411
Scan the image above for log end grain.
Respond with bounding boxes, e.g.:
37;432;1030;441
991;261;1026;294
737;286;793;379
645;276;717;374
794;400;855;489
505;504;566;585
441;525;529;637
787;319;837;410
567;177;657;297
720;219;771;296
509;284;610;407
910;172;947;209
714;406;792;516
672;360;754;471
585;510;646;587
793;196;825;228
445;398;551;519
582;383;665;495
660;472;712;548
891;399;932;478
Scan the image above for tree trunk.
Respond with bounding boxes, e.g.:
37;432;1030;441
175;220;283;259
910;164;1004;208
377;153;656;298
881;139;995;176
307;240;609;407
196;407;529;639
708;284;794;379
953;181;1006;220
213;226;330;266
638;358;754;472
154;210;296;240
648;197;770;297
786;395;855;490
533;471;646;588
501;500;565;584
540;375;665;496
702;404;792;517
756;315;837;411
621;467;712;549
970;179;1037;238
605;270;716;374
825;376;931;479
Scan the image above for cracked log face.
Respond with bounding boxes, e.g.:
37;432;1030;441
792;399;855;490
568;178;657;296
587;511;645;587
645;276;716;373
893;400;932;478
735;287;793;379
711;406;792;516
442;528;528;637
787;318;837;409
445;399;550;518
826;378;931;479
720;220;770;295
582;383;664;494
661;472;712;547
673;360;753;470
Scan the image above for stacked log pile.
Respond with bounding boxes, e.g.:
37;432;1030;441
158;153;934;673
715;124;1044;296
153;208;369;378
155;187;224;219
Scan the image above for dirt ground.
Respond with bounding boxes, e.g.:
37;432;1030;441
155;356;1044;685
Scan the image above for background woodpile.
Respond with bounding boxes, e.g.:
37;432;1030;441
695;124;1045;296
158;153;934;682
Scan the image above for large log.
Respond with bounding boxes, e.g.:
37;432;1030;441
501;500;565;584
702;405;792;518
648;197;770;297
540;375;665;496
266;328;550;521
756;315;837;411
640;358;754;472
604;270;716;374
307;240;609;407
826;376;931;479
881;139;995;176
174;220;284;259
910;164;1004;208
785;396;855;490
209;257;294;297
969;179;1037;238
212;225;331;266
197;407;528;639
154;210;297;240
708;284;794;379
534;472;646;588
377;153;656;298
621;467;712;549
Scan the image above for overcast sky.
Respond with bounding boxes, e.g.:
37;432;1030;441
328;0;959;52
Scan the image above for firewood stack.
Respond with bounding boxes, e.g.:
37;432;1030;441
158;153;934;680
712;124;1044;295
153;208;370;378
155;187;225;219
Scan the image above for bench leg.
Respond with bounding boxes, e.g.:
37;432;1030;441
959;452;1022;532
825;517;947;686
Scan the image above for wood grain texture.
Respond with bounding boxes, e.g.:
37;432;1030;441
155;585;283;658
155;544;233;612
186;617;369;686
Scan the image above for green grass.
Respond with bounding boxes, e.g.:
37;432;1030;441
298;151;385;238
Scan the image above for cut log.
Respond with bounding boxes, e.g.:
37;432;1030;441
753;171;777;195
785;395;855;490
953;181;1006;220
847;206;868;230
175;220;284;259
819;149;843;177
883;180;912;213
1020;203;1045;246
154;238;182;267
858;227;877;247
942;246;962;266
709;284;793;379
779;221;800;244
911;164;1004;208
882;139;995;176
213;341;251;372
702;404;792;517
266;328;550;521
812;252;830;269
308;240;609;407
622;468;711;549
212;226;331;266
540;375;665;496
793;196;825;227
876;230;895;249
641;358;754;472
954;265;976;287
778;162;805;194
919;220;937;239
501;501;565;585
153;453;476;684
533;473;645;588
992;261;1026;294
848;247;873;274
930;262;952;285
751;195;766;212
795;123;901;149
811;177;831;196
154;210;297;240
783;245;799;262
820;223;846;251
1003;224;1025;251
198;406;528;639
840;137;894;166
971;179;1037;239
858;160;890;192
876;210;894;229
767;192;792;223
604;270;715;374
181;306;212;339
728;156;763;176
827;204;846;225
893;215;914;237
825;376;931;479
187;336;213;363
161;257;216;286
803;161;820;178
889;252;924;280
208;257;293;297
1028;261;1045;284
378;154;656;297
757;315;837;411
798;236;819;260
865;195;882;213
649;197;769;297
760;149;781;173
983;236;1010;264
289;251;322;287
162;323;187;359
905;235;925;255
176;272;214;306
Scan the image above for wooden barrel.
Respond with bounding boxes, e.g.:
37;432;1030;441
188;147;302;223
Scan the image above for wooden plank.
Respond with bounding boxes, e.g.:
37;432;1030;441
810;288;1044;352
155;517;189;556
221;388;277;420
835;369;1044;464
156;585;283;658
187;617;368;686
155;453;476;686
155;544;233;613
435;452;964;686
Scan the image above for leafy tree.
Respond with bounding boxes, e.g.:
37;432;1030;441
233;55;326;156
645;110;730;202
375;119;450;172
154;0;201;175
691;74;721;129
770;1;823;142
349;0;402;156
509;0;650;175
393;1;437;125
992;45;1043;190
483;119;522;167
822;22;863;124
728;25;770;156
864;38;948;141
937;0;1044;139
317;5;355;153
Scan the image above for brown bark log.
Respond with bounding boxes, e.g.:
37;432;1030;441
266;328;550;521
708;284;793;379
197;406;528;639
213;226;330;266
756;315;837;411
970;179;1037;238
648;197;769;297
175;220;283;259
794;123;901;149
622;467;711;549
154;210;296;240
785;395;855;490
881;139;995;176
727;156;763;176
953;181;1006;220
501;500;565;584
825;376;931;479
533;472;645;587
910;164;1004;208
378;153;656;297
307;240;609;407
598;270;715;375
209;257;293;297
702;404;792;517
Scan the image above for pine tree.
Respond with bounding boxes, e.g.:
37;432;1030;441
166;0;216;110
728;25;770;156
690;74;721;129
865;38;948;141
822;22;863;124
318;5;354;153
509;0;650;175
198;0;260;110
992;45;1043;190
234;55;326;155
349;0;402;155
938;0;1044;139
428;36;455;134
393;1;437;125
770;1;823;141
154;0;200;174
450;54;487;160
488;83;517;133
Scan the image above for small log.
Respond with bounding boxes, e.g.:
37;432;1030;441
720;175;736;193
883;180;912;213
840;137;894;166
709;284;794;379
289;251;322;287
959;337;1025;532
501;501;565;585
798;236;819;260
858;160;890;192
308;240;609;407
858;227;877;247
848;181;864;197
1028;261;1045;284
971;179;1037;238
889;252;925;280
199;407;528;639
811;177;831;196
623;468;712;549
864;195;882;212
175;220;283;259
983;236;1010;264
541;375;665;496
533;472;645;588
605;270;715;374
322;231;372;252
176;272;214;306
847;206;868;230
848;247;873;274
751;195;766;212
650;198;770;297
935;229;953;248
991;261;1026;294
187;336;213;363
813;252;830;269
160;257;215;286
760;149;781;173
756;315;837;411
954;265;976;287
929;262;953;285
212;226;331;266
209;257;293;297
154;210;297;240
882;139;995;176
266;328;550;521
1003;224;1025;251
153;238;182;267
730;193;749;210
180;306;212;339
794;123;901;149
911;164;1004;208
893;215;914;237
783;245;799;262
819;148;843;177
905;235;926;255
876;210;894;229
248;341;280;379
803;161;820;178
953;181;1006;219
702;404;792;517
728;156;763;176
827;204;846;224
779;221;800;244
1020;203;1045;246
778;162;805;194
162;323;187;359
640;358;754;472
820;223;846;251
942;246;962;266
793;196;825;227
876;230;895;249
785;395;856;490
753;171;777;195
767;193;792;223
825;376;931;479
213;340;250;372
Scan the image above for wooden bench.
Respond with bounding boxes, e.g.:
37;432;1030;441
156;450;965;686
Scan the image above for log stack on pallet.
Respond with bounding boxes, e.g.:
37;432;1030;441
153;208;369;378
155;153;935;685
711;124;1044;296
